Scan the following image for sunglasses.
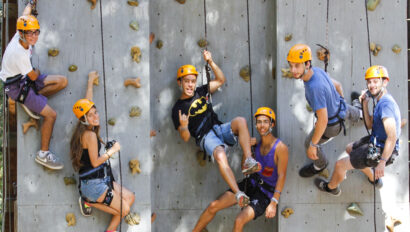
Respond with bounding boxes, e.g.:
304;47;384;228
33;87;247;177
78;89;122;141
24;30;40;36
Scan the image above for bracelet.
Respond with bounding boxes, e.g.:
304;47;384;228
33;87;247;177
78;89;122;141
180;126;188;131
310;141;320;148
274;190;281;195
271;197;278;204
380;157;387;162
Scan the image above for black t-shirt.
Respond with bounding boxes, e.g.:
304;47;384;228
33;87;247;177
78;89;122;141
172;86;220;143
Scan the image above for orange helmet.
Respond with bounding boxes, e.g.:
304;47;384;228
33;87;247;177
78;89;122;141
73;99;95;119
287;44;312;63
365;65;389;81
177;64;198;80
17;15;40;31
254;107;276;125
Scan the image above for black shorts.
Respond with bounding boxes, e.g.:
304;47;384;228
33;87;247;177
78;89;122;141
229;178;272;219
349;135;398;169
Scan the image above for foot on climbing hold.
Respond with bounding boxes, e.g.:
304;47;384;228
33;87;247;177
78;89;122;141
23;118;39;134
314;178;341;196
124;77;141;88
35;151;64;170
129;159;141;174
242;157;261;175
66;213;76;226
79;197;93;217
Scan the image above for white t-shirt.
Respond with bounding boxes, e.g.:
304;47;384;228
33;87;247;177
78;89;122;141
0;32;33;82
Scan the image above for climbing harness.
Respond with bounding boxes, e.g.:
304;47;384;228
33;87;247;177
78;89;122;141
3;74;39;105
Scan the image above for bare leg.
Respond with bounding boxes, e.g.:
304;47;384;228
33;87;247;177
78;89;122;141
230;117;252;163
38;75;67;97
213;147;240;193
193;191;237;232
39;105;56;151
328;157;354;189
233;206;255;232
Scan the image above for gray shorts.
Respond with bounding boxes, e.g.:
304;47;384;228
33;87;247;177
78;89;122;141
349;135;398;169
5;74;48;114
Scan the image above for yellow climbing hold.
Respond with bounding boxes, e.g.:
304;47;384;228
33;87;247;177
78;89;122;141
129;159;141;174
281;208;294;218
124;212;141;225
239;65;250;82
127;0;139;7
66;213;76;226
63;177;77;185
48;48;59;57
68;65;78;72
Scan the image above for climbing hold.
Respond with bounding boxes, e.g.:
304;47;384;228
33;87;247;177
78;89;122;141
281;68;293;78
151;212;157;224
66;213;76;226
284;33;292;42
392;44;401;54
386;216;402;232
196;151;206;167
124;212;141;225
347;202;363;216
369;42;376;52
369;42;381;56
129;159;141;174
129;106;142;117
366;0;380;11
176;0;186;4
88;0;97;9
400;118;407;128
63;176;77;185
150;129;157;137
108;118;116;126
131;46;142;63
156;40;163;49
127;0;139;7
197;38;208;48
281;208;294;218
22;118;39;134
239;65;250;82
306;104;313;113
316;47;330;62
318;168;329;179
124;77;141;88
93;76;99;86
150;33;155;44
129;21;139;31
48;48;59;57
68;65;78;72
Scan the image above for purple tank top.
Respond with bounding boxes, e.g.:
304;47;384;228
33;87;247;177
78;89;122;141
254;139;280;199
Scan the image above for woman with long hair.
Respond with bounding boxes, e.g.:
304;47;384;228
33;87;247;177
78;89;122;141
70;71;135;232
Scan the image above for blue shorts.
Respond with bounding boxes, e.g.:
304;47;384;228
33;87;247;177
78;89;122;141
80;177;109;202
200;122;237;157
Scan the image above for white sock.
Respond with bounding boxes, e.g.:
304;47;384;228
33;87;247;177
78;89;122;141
359;110;363;119
39;150;49;158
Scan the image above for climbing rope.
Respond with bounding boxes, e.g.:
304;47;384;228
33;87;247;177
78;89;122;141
98;0;123;230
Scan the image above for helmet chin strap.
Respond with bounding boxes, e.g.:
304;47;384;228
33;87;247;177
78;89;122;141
261;127;272;136
19;32;28;44
80;116;90;126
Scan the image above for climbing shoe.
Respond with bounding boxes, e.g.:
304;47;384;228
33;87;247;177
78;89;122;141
299;163;326;178
368;177;383;189
242;157;262;175
35;151;64;170
21;103;40;120
314;178;341;196
79;197;92;217
235;191;250;208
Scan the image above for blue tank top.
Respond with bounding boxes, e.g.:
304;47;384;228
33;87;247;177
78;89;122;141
253;139;280;199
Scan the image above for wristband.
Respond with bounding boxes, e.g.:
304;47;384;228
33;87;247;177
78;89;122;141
271;197;278;204
380;157;387;162
310;141;319;148
180;126;188;131
274;190;281;195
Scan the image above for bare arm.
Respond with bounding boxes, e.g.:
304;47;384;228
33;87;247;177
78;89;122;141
331;78;344;98
27;69;40;81
22;1;35;16
203;50;225;93
178;110;191;142
311;108;328;144
85;71;99;101
374;117;397;179
83;131;111;168
360;91;373;129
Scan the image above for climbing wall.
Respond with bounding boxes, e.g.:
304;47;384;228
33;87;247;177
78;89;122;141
15;0;151;231
150;0;276;231
276;0;409;231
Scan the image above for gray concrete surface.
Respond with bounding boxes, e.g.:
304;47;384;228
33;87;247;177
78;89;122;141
8;0;408;231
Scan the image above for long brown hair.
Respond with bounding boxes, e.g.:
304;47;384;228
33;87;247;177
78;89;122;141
70;116;102;172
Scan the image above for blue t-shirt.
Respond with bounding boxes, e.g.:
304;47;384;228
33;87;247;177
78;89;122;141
370;94;401;150
304;67;346;124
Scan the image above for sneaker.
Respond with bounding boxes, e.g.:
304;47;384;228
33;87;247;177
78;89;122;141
242;157;262;175
351;91;362;109
299;163;326;178
314;178;341;196
79;197;92;216
368;177;383;189
35;151;64;170
20;103;40;120
235;191;250;208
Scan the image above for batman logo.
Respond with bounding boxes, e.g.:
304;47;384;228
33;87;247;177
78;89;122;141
188;97;207;117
